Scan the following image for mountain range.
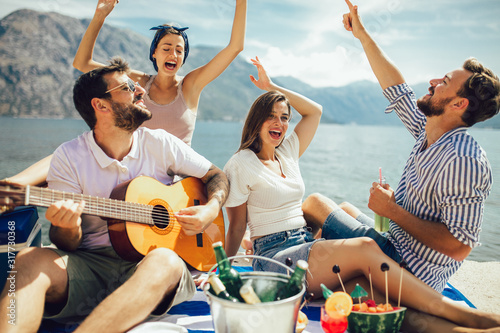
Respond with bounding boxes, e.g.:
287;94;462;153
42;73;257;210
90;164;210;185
1;9;498;129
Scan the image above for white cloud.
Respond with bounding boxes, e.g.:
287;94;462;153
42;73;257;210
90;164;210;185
2;0;499;88
5;0;95;18
245;38;273;51
257;46;376;87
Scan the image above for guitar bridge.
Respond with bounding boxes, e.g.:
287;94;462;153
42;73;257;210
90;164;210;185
194;199;204;247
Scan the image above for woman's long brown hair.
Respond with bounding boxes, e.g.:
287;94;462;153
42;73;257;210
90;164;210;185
238;90;291;154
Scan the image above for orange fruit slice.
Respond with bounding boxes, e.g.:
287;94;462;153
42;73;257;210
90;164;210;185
325;291;353;317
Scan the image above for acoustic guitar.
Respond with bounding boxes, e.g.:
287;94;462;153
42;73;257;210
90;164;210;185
0;176;225;272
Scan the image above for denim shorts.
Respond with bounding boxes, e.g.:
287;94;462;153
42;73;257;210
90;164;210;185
322;209;406;267
252;227;321;275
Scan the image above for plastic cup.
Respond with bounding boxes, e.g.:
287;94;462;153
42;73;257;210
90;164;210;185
373;176;390;232
374;214;390;232
320;306;348;333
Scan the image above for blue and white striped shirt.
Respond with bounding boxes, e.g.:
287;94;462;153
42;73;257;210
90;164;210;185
383;83;492;292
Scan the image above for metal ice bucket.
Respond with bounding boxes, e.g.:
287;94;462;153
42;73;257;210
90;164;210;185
204;256;306;333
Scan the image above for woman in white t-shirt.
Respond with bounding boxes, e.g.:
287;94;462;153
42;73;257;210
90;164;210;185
223;57;500;331
223;56;322;268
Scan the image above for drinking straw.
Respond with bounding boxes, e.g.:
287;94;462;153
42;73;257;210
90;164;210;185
379;167;383;185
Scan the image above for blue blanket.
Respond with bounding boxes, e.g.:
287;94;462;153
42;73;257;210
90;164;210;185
40;266;475;333
129;266;475;333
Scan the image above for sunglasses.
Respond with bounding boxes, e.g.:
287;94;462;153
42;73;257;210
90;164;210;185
104;78;138;94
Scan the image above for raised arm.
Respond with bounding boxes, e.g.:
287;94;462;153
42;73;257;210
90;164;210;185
73;0;116;72
182;0;247;108
249;57;322;157
343;0;405;90
73;0;147;82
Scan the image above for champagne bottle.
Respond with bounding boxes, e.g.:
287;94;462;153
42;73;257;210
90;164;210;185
207;273;239;302
275;259;308;300
239;282;262;304
320;283;333;300
212;241;244;302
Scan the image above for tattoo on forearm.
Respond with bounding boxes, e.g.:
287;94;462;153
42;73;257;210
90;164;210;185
204;165;229;209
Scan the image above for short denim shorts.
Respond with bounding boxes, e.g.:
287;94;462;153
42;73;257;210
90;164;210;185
252;227;321;275
322;209;408;271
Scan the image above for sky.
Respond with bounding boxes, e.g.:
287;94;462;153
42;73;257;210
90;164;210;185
2;0;500;88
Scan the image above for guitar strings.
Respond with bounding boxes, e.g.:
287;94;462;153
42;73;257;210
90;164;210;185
33;194;183;228
28;188;193;228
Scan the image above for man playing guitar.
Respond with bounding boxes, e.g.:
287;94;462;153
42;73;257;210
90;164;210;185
0;57;229;333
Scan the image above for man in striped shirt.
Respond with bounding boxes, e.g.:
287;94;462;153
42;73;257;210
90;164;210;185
302;0;500;292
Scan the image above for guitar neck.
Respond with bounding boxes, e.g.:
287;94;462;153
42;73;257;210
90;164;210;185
26;186;154;224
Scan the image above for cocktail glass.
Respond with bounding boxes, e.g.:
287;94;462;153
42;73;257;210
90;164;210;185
320;305;348;333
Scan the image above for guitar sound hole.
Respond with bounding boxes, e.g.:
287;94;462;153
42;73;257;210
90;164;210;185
152;205;169;230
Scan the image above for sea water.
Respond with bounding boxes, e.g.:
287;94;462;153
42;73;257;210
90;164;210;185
0;117;498;262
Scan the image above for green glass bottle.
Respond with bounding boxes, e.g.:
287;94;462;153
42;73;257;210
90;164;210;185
212;241;244;302
207;273;239;303
320;283;333;300
276;259;308;300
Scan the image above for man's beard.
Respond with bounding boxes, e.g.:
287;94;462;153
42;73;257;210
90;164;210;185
417;93;454;118
111;97;152;132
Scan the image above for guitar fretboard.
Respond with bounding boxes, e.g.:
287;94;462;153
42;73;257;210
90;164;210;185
26;186;155;225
